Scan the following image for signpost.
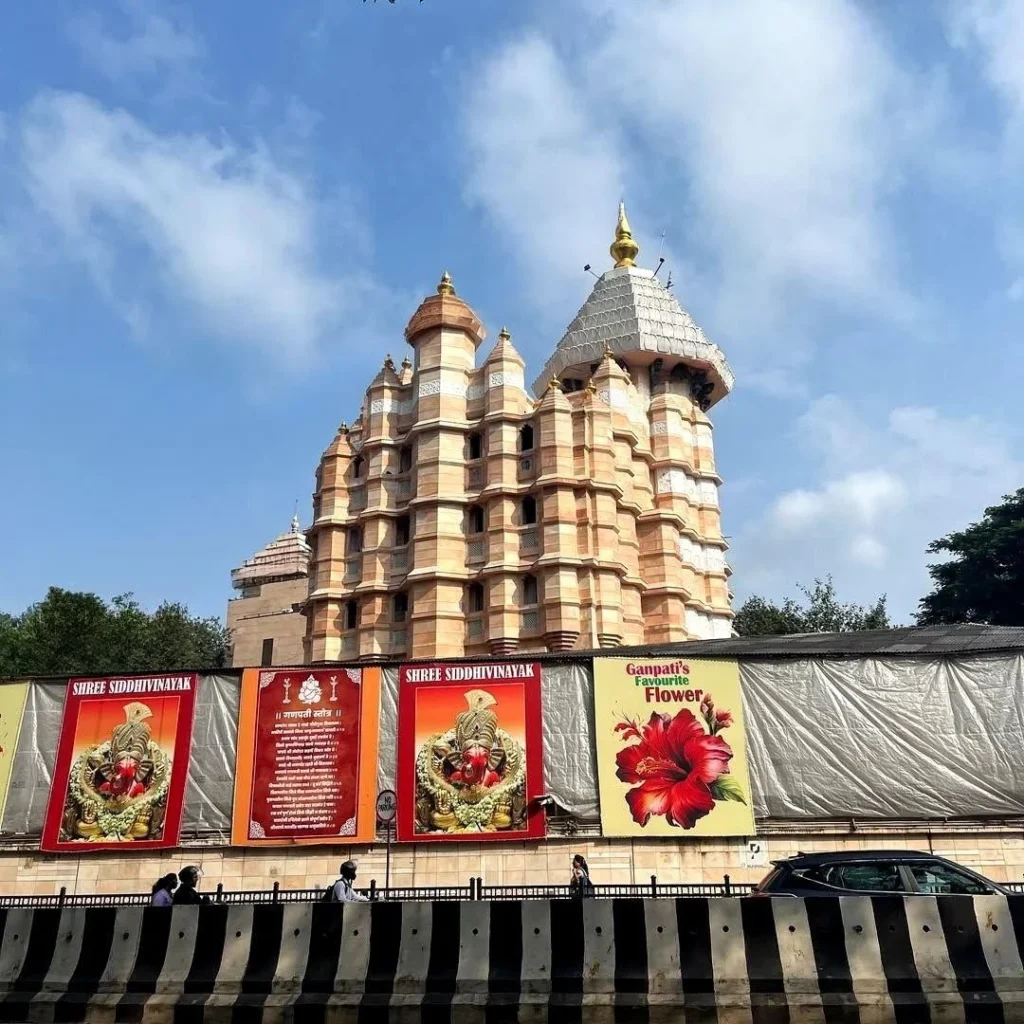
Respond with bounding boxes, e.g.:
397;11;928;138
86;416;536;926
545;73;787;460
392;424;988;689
376;790;397;897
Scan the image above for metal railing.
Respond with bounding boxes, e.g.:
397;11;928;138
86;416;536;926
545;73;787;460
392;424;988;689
0;876;751;909
6;875;1017;910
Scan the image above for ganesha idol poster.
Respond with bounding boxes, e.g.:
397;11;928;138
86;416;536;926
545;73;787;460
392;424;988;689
396;662;545;842
41;675;198;852
593;658;755;838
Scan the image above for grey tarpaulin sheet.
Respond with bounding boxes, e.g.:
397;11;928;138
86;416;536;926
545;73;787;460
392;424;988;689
0;680;64;835
378;666;399;795
541;663;599;818
741;653;1024;818
181;673;240;837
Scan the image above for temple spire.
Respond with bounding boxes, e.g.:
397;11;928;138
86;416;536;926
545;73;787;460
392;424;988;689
610;201;640;268
437;269;455;296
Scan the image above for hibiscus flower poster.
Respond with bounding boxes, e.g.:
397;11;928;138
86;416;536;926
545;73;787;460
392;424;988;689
593;658;755;837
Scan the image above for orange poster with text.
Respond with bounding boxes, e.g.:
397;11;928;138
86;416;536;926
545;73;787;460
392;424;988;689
231;667;380;845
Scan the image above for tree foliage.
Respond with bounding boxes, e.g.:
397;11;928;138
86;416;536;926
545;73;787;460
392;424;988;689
734;577;890;637
0;588;230;677
916;488;1024;627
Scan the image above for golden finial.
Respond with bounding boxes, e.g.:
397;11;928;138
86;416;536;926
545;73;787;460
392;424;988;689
603;342;615;360
437;269;455;296
339;419;349;433
498;326;511;342
610;201;640;268
585;377;597;394
401;355;412;369
547;377;562;393
384;352;395;370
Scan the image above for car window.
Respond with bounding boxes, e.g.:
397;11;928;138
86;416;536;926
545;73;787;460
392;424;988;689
908;862;992;895
837;863;905;892
799;865;844;888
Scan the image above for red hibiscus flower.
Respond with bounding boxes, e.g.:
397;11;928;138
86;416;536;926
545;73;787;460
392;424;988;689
713;709;734;731
615;709;734;829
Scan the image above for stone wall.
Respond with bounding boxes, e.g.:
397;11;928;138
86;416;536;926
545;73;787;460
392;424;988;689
226;577;307;667
5;830;1022;897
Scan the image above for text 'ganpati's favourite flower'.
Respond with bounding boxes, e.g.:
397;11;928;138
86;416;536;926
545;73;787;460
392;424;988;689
614;708;736;829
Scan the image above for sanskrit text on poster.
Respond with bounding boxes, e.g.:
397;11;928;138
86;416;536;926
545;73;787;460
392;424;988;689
232;668;380;845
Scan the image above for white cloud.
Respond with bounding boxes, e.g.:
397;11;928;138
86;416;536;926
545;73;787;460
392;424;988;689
732;397;1022;618
462;0;924;361
587;0;910;324
461;35;624;313
67;1;203;83
948;1;1024;118
16;91;357;360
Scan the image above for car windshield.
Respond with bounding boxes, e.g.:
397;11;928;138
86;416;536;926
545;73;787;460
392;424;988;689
837;862;905;892
908;861;992;895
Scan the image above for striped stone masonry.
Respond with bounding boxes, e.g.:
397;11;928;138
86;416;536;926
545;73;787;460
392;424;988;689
0;895;1021;1022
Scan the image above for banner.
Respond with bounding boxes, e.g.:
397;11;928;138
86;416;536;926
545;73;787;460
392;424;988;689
593;658;755;837
397;662;544;842
231;667;380;845
41;675;197;852
0;682;29;826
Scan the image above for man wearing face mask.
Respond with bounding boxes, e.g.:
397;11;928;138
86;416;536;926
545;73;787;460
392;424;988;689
331;861;370;903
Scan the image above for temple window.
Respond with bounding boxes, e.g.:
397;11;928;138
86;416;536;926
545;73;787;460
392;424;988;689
393;592;409;623
353;455;365;479
260;638;274;666
518;423;535;452
395;515;411;546
468;505;485;534
344;600;359;630
467;582;485;613
521;495;538;525
399;446;413;473
468;432;483;460
347;526;363;553
521;574;539;606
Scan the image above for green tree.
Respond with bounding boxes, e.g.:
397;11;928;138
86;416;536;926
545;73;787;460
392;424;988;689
0;587;230;677
917;488;1024;626
734;577;890;637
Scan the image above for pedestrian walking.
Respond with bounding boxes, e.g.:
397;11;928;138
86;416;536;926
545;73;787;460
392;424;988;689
569;855;595;897
150;872;178;907
330;861;370;903
172;865;210;905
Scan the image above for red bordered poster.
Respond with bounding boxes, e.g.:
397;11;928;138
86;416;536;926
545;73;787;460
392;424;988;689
41;674;198;852
397;661;545;842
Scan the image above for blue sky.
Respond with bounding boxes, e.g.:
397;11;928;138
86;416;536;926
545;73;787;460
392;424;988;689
1;0;1021;625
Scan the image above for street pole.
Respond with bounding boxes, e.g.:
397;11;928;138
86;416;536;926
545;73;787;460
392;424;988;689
385;820;392;899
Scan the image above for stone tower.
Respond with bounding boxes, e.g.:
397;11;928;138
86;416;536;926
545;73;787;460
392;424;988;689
304;206;734;662
228;516;311;667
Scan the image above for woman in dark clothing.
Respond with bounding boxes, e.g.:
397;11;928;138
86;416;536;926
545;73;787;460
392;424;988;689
569;855;595;897
150;872;178;907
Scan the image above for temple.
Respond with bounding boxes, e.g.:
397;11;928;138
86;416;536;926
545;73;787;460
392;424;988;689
232;205;736;663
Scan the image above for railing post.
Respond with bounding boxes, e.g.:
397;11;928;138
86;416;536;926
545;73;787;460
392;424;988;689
215;883;224;903
272;881;280;903
58;885;67;909
723;874;732;897
369;879;377;902
651;875;658;898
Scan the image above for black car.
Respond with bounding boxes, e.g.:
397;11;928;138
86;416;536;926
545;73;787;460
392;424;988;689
753;850;1009;897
